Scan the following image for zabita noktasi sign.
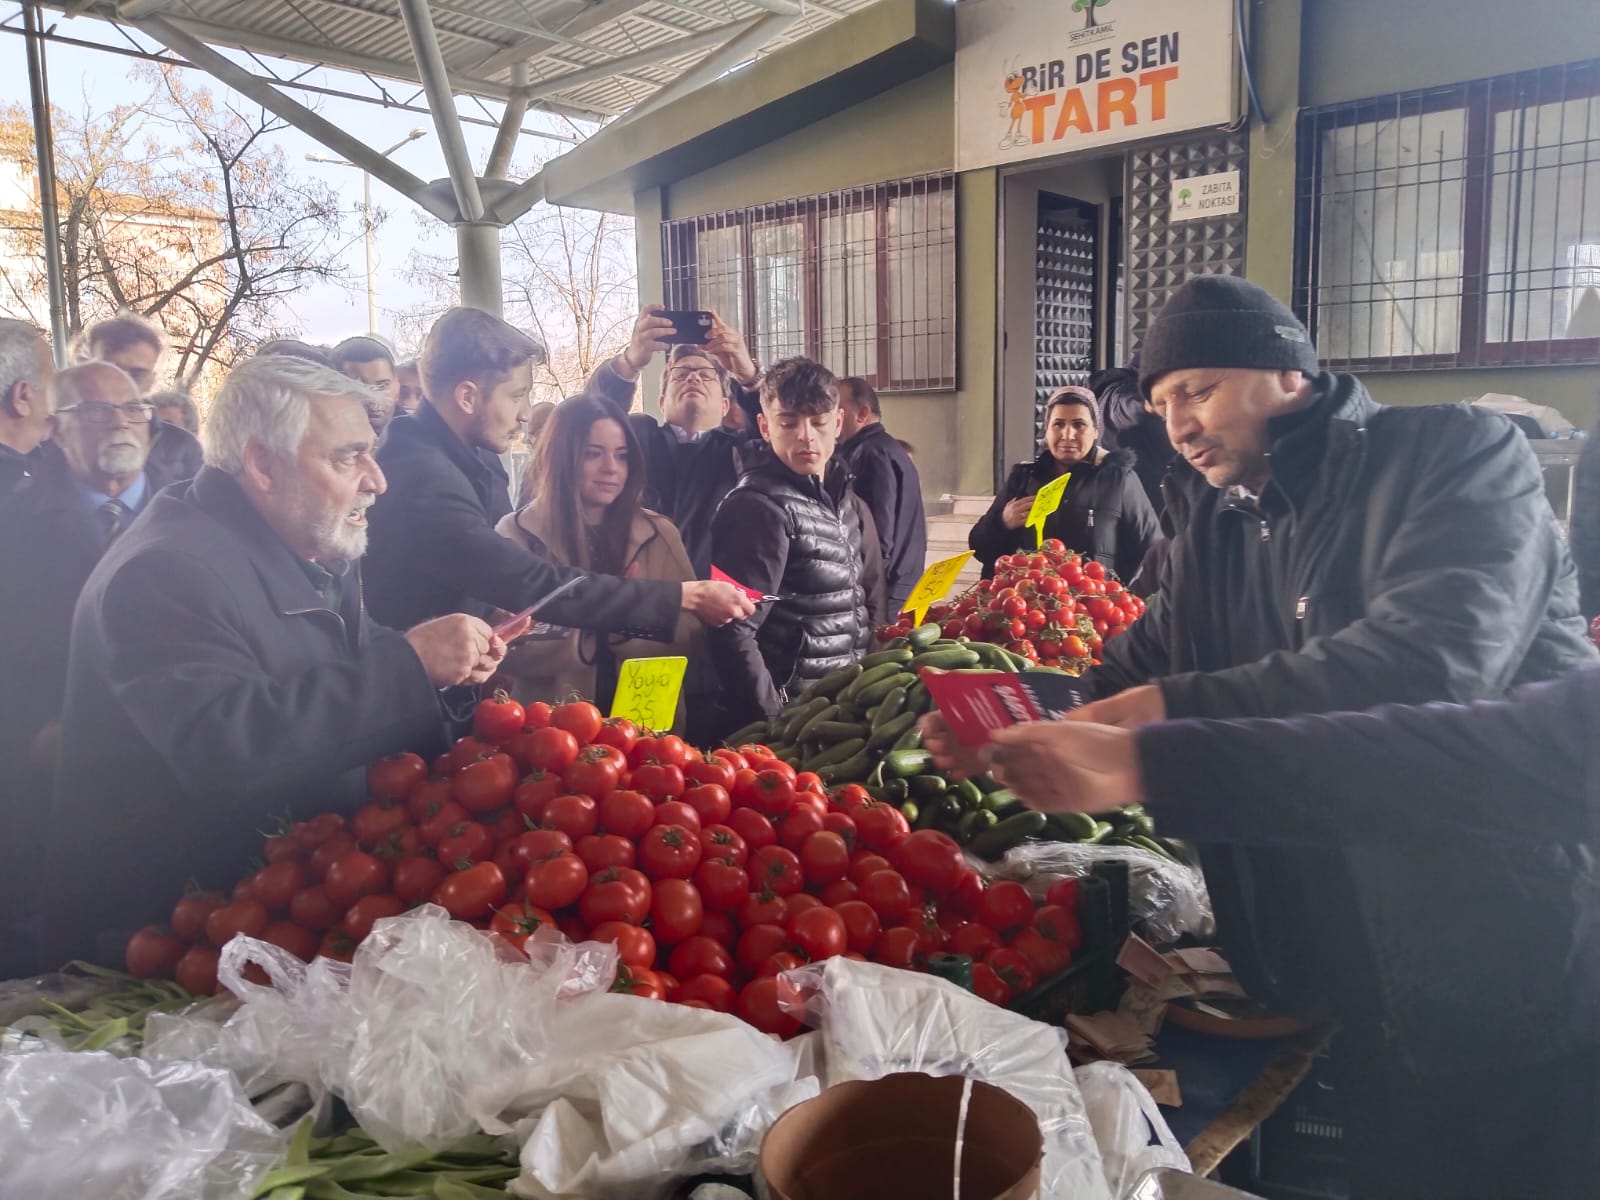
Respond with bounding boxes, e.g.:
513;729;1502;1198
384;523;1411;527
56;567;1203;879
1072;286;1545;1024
955;0;1239;172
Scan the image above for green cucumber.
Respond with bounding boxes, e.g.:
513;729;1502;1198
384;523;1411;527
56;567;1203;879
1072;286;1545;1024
913;796;942;829
968;811;1049;859
793;704;841;745
856;672;916;707
908;774;948;801
932;794;966;832
724;719;771;747
871;686;909;728
839;662;905;703
867;711;919;752
776;697;829;741
1127;833;1176;860
797;662;863;703
860;647;914;669
906;622;942;649
810;720;870;741
910;647;982;671
884;748;934;778
1045;811;1098;841
820;751;872;783
956;808;999;844
1087;820;1115;844
891;726;924;752
969;642;1021;672
954;778;985;810
898;800;920;827
883;777;910;803
905;684;933;716
806;737;866;769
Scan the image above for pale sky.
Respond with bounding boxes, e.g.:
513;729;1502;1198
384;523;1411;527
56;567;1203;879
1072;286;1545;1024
0;12;596;356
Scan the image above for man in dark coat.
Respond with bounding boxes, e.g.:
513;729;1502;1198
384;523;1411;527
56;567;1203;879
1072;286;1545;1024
709;358;886;727
925;274;1598;1200
0;319;55;495
40;355;508;972
1089;359;1172;515
837;376;926;614
364;306;751;640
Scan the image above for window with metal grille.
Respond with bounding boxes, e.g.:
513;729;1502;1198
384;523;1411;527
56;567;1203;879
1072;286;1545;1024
661;173;957;390
1295;59;1600;369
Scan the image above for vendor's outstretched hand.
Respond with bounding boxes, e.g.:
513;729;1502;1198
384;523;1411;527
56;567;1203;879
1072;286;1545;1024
985;720;1147;812
1066;683;1166;729
919;711;989;780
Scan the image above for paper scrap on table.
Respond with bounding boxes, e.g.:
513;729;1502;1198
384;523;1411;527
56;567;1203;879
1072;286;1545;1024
1066;1011;1155;1064
1117;933;1174;990
901;550;973;626
1169;947;1232;975
1132;1069;1183;1108
1026;472;1071;546
609;656;688;732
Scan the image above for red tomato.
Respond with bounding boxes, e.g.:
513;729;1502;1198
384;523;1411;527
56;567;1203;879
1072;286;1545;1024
611;965;665;1000
737;975;802;1036
748;770;795;818
511;770;563;824
580;866;652;926
872;925;924;971
175;944;221;995
576;833;635;872
597;789;654;840
564;744;627;798
738;890;787;929
633;762;686;802
971;962;1012;1007
322;852;389;908
1032;903;1084;953
857;869;912;924
651;878;705;944
945;868;985;918
523;851;590;910
514;726;580;774
784;893;823;920
250;862;308;914
125;925;185;979
431;861;507;920
848;852;893;885
1045;878;1081;911
682;784;732;827
833;900;882;954
392;856;448;906
700;823;749;867
899;906;946;956
438;734;494;777
989;945;1042;994
711;747;749;774
748;845;803;897
1011;928;1072;978
694;858;750;912
541;793;600;840
787;905;847;961
725;807;777;852
488;900;557;952
551;701;604;745
818;879;859;907
261;920;320;962
854;803;910;853
205;898;269;947
307;832;359;881
638;824;703;880
774;805;822;853
593;717;639;758
893;830;966;895
472;690;526;744
521;700;553;730
511;828;574;869
419;801;469;846
830;784;872;814
437;822;494;866
341;893;405;940
316;931;357;963
669;936;737;981
685;757;737;791
976;881;1034;933
821;811;858;851
798;831;850;886
736;923;791;975
760;951;804;976
946;921;1004;960
653;800;703;833
367;752;427;802
262;834;306;865
452;752;518;816
677;973;736;1012
592;920;657;969
371;825;424;864
288;886;341;933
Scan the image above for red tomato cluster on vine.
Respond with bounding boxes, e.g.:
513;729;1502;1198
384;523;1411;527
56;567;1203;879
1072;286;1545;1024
127;694;1087;1037
875;541;1145;670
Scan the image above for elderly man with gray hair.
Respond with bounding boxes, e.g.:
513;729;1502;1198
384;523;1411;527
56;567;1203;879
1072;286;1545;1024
0;318;54;494
34;354;520;972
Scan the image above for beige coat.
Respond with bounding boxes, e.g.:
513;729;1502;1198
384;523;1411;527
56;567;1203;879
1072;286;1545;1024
494;505;701;730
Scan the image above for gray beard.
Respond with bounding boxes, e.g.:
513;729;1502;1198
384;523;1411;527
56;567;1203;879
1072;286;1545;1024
97;443;146;476
309;505;369;562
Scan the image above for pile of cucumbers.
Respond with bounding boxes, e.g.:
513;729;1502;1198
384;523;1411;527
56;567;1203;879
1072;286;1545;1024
723;623;1178;863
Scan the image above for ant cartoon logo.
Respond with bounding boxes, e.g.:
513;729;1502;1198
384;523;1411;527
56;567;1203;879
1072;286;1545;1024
998;57;1034;149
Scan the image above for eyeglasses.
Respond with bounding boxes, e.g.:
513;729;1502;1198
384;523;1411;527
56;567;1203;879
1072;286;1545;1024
668;367;719;384
57;400;157;424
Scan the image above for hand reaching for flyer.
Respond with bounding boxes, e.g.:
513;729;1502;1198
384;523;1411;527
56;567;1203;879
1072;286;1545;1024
983;720;1148;812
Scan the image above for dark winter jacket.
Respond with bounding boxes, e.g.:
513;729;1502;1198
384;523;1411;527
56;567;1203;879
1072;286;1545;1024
586;360;763;577
968;445;1160;585
148;418;205;485
0;442;32;494
364;401;681;641
839;420;927;613
708;444;887;722
1572;420;1600;620
42;468;448;969
1088;372;1599;1077
1090;365;1173;515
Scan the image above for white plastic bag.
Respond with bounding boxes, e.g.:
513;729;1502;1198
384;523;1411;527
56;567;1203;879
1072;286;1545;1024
983;840;1213;944
0;1047;283;1200
782;956;1112;1200
1076;1061;1191;1198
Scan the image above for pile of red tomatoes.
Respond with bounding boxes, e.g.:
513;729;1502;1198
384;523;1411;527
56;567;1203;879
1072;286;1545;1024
125;695;1087;1037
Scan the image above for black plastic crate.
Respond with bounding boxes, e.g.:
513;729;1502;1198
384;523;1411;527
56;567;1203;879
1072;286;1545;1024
1009;860;1130;1022
1244;1051;1349;1200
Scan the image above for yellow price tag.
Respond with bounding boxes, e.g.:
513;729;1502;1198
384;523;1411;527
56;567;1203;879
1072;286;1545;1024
1026;472;1071;547
902;550;974;626
609;656;688;732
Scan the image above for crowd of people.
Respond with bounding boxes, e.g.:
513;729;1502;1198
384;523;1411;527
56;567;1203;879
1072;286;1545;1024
0;274;1597;1198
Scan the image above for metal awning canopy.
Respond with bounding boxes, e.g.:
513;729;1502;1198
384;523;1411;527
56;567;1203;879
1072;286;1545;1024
18;0;882;316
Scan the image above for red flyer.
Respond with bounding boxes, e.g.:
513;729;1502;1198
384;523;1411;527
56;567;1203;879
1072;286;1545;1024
710;565;767;603
917;668;1090;750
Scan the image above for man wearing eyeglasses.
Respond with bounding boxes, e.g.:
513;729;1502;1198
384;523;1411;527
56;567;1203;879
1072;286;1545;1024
0;361;180;977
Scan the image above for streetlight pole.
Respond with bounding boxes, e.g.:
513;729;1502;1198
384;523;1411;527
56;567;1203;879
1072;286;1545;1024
309;128;428;337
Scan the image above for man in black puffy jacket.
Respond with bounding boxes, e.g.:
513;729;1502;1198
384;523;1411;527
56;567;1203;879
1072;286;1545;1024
987;275;1596;1200
708;358;887;728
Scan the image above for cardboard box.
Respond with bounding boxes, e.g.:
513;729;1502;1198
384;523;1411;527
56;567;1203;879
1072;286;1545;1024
758;1072;1043;1200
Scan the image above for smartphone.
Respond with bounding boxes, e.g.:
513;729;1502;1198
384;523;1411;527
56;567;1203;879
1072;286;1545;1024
658;309;714;345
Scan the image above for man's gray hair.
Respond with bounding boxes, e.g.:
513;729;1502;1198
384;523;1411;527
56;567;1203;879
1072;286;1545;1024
53;361;137;417
205;354;371;473
0;319;46;408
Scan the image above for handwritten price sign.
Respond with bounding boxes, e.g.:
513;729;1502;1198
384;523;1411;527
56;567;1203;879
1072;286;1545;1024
610;656;688;731
1026;472;1071;547
902;550;974;626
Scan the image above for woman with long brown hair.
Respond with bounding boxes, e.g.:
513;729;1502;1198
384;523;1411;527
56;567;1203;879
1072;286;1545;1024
495;393;700;724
